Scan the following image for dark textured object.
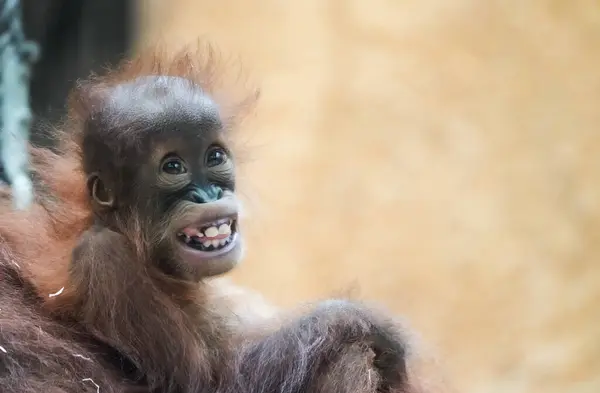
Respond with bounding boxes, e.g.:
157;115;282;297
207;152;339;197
0;0;39;207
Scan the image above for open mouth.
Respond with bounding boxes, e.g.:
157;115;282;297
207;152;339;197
176;216;238;252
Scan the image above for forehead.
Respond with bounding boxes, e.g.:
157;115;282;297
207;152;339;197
104;75;223;141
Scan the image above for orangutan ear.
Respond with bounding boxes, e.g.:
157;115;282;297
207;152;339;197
87;173;115;208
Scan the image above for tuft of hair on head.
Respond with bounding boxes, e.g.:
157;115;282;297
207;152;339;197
66;40;260;144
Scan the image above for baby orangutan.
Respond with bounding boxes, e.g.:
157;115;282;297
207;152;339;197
0;44;425;393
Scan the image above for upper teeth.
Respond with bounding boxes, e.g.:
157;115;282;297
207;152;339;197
205;226;219;237
180;220;233;239
204;223;231;237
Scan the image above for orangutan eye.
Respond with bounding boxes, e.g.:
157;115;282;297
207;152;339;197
206;147;228;168
161;156;187;175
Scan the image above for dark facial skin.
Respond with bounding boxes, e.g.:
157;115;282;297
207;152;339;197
83;75;243;281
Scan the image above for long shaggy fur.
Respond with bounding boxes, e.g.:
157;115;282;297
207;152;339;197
0;42;430;393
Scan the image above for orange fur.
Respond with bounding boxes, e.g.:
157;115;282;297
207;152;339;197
0;42;427;393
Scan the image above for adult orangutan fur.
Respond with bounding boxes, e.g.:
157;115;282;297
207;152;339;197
0;43;429;393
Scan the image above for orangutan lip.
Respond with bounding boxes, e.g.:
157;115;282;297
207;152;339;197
176;216;238;253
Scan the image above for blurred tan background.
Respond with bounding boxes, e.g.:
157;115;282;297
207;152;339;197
138;1;599;393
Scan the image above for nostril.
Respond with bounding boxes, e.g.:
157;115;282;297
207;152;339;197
188;189;208;204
